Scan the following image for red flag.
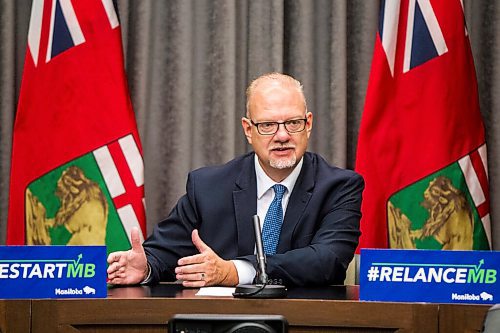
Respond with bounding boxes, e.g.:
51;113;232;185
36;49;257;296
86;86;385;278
7;0;146;253
355;0;490;251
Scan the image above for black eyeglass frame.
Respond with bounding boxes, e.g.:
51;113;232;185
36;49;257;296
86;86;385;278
249;118;308;135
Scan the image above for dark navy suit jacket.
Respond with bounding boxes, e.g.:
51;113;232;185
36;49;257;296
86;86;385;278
143;152;364;286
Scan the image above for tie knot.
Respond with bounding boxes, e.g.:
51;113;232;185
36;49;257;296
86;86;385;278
273;184;286;199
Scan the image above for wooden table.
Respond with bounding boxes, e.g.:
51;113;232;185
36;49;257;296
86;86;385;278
1;284;491;333
0;300;31;332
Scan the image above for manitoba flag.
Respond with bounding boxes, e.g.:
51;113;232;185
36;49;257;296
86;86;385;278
355;0;490;251
7;0;146;254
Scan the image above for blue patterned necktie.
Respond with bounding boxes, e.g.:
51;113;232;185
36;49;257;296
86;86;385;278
262;184;287;255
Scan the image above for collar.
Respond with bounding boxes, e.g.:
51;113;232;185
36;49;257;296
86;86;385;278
255;154;304;199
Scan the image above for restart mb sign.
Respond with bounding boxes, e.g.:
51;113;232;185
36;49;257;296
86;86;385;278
359;249;499;304
0;246;107;299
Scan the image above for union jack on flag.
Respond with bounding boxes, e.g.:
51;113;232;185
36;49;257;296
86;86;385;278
379;0;449;76
28;0;118;66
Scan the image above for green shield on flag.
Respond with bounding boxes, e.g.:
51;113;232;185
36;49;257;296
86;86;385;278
25;152;131;255
387;162;490;250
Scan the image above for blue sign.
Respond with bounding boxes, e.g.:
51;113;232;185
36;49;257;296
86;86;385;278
359;249;499;304
0;246;107;299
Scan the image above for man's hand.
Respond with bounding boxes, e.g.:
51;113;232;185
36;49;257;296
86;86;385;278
107;227;148;285
175;229;239;287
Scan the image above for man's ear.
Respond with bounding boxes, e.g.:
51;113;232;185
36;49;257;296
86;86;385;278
306;111;313;137
241;117;253;144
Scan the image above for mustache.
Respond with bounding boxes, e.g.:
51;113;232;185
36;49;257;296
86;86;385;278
269;143;295;150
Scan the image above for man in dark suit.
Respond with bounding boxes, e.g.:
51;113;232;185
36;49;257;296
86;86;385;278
107;73;363;287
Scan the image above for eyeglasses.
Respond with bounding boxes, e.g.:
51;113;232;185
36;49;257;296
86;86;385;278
249;118;307;135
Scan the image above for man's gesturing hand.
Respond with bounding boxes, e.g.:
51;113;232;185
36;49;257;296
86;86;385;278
107;227;148;285
175;229;239;287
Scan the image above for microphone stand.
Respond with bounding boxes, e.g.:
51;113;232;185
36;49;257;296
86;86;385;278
233;215;287;298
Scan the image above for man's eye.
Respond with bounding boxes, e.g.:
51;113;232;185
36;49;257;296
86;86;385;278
260;123;275;129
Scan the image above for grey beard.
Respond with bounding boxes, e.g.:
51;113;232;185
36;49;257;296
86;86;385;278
269;154;297;169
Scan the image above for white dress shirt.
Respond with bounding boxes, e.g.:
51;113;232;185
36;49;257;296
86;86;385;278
232;155;303;284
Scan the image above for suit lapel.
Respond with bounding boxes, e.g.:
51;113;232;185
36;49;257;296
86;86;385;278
233;153;258;256
277;153;315;253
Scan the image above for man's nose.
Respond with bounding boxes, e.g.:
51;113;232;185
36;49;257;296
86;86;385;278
274;123;291;141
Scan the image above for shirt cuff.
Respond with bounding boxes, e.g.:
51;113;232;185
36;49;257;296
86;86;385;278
140;263;152;284
232;259;256;285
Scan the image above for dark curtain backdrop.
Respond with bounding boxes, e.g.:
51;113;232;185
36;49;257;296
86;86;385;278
0;1;499;249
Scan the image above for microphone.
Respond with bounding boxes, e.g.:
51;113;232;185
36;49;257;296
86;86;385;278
233;215;287;298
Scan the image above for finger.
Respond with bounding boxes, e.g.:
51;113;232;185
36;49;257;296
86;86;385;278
106;261;121;274
106;262;117;274
109;262;129;278
107;269;120;280
191;229;209;253
175;262;204;275
177;253;205;266
107;252;122;264
106;266;114;275
182;279;206;288
130;227;143;253
108;276;125;285
176;272;205;282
